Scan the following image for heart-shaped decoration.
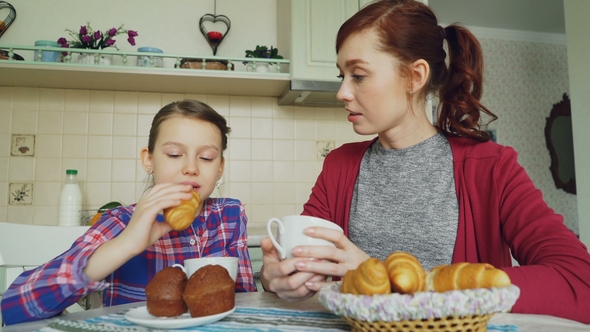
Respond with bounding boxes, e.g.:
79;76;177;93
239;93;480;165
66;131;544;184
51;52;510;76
0;1;17;40
199;13;231;55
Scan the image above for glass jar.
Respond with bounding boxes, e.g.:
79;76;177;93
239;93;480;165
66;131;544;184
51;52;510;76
137;47;164;68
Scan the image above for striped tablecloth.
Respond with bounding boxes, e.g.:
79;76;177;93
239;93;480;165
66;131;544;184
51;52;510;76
37;307;518;332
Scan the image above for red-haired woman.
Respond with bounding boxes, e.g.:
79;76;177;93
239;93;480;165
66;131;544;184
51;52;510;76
260;0;590;323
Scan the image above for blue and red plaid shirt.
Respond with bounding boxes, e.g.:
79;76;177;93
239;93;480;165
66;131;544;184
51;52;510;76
1;197;256;325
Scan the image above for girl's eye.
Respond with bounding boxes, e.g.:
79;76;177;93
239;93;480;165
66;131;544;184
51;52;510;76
337;74;344;81
200;157;213;161
167;154;181;159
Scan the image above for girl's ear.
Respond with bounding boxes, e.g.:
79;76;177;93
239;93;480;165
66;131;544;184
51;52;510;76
140;147;153;173
410;59;429;94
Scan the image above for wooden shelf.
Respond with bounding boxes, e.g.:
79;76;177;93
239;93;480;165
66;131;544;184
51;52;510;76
0;61;291;97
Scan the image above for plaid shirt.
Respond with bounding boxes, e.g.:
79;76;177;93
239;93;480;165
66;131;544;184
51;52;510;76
1;197;256;325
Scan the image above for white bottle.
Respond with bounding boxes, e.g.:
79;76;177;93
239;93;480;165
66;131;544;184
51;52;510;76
58;169;83;226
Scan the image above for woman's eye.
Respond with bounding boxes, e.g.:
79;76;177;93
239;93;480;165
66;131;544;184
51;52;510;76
337;74;344;81
352;74;365;81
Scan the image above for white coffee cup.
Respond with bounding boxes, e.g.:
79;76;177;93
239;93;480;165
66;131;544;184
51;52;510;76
267;215;343;260
172;256;238;281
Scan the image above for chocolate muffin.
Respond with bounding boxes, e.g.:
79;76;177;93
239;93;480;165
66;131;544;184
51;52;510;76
183;264;235;317
145;266;188;317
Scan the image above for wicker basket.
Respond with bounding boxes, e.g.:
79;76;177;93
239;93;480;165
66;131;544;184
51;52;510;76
319;283;520;332
343;314;493;332
177;58;233;71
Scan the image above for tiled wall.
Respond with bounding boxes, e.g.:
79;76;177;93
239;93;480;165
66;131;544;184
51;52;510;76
0;87;366;228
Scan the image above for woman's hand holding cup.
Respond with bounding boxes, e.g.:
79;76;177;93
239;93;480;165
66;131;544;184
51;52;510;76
261;215;346;302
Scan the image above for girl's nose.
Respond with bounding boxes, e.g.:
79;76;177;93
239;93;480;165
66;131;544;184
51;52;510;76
183;161;199;176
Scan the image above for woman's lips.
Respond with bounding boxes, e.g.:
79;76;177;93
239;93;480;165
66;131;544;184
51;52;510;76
347;112;362;122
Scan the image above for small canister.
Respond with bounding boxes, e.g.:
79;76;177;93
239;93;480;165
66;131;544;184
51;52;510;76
34;40;61;62
137;47;164;68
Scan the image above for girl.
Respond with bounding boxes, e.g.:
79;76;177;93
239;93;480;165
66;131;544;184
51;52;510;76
260;0;590;323
2;99;256;325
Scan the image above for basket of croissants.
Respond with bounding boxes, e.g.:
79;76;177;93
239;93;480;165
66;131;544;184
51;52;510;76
318;252;520;332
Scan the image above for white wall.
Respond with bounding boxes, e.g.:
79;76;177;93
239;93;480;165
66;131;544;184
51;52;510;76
0;0;277;59
565;0;590;248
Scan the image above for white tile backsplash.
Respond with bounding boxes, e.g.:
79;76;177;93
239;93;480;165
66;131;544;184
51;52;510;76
39;88;65;111
89;91;114;113
87;136;113;159
64;90;89;112
113;114;137;136
11;110;38;133
0;89;365;226
63;112;89;135
12;88;39;111
38;111;64;134
0;110;11;134
62;135;88;159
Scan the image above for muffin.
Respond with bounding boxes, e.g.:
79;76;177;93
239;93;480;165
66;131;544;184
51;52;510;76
145;266;188;317
183;264;235;317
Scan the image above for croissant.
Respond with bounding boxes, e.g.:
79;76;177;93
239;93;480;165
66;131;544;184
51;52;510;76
384;251;426;294
163;191;200;231
341;257;391;295
426;262;511;292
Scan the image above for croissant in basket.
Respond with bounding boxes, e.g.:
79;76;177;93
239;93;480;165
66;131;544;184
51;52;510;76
425;262;511;292
340;252;512;296
341;257;391;295
385;252;426;294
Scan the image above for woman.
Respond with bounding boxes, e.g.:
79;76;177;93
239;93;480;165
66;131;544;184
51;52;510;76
260;0;590;323
2;99;256;325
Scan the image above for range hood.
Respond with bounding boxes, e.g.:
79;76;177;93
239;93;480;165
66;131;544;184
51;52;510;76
278;80;343;107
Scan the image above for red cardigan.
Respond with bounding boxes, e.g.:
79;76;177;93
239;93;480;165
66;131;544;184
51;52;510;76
302;136;590;323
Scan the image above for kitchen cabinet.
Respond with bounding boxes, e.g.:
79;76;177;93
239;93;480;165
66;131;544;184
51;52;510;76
278;0;362;82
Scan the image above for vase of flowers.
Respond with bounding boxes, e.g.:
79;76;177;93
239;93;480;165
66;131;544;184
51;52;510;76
57;22;138;65
243;45;283;73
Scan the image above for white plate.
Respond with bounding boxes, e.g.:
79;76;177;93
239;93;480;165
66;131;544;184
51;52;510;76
124;306;235;329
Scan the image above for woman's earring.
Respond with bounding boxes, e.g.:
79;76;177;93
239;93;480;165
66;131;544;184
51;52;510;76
146;168;152;174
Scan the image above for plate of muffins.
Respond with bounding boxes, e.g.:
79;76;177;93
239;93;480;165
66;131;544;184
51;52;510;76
125;306;235;329
125;264;236;329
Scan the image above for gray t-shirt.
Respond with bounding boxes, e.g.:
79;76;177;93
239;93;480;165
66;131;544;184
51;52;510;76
348;132;458;271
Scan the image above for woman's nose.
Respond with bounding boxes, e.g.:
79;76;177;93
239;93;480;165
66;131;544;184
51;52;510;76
336;81;351;102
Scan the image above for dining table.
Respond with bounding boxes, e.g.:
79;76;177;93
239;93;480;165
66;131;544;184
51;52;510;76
1;291;589;332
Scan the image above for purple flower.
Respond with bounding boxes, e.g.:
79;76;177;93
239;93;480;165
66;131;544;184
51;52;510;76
105;38;115;47
127;36;136;46
93;30;102;40
82;35;92;43
57;37;68;46
107;28;117;37
79;25;87;35
127;30;138;38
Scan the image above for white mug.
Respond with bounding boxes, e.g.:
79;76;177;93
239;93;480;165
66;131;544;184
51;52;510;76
172;256;238;281
267;215;343;260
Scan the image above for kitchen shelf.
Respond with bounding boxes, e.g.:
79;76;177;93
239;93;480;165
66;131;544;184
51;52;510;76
0;45;291;97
